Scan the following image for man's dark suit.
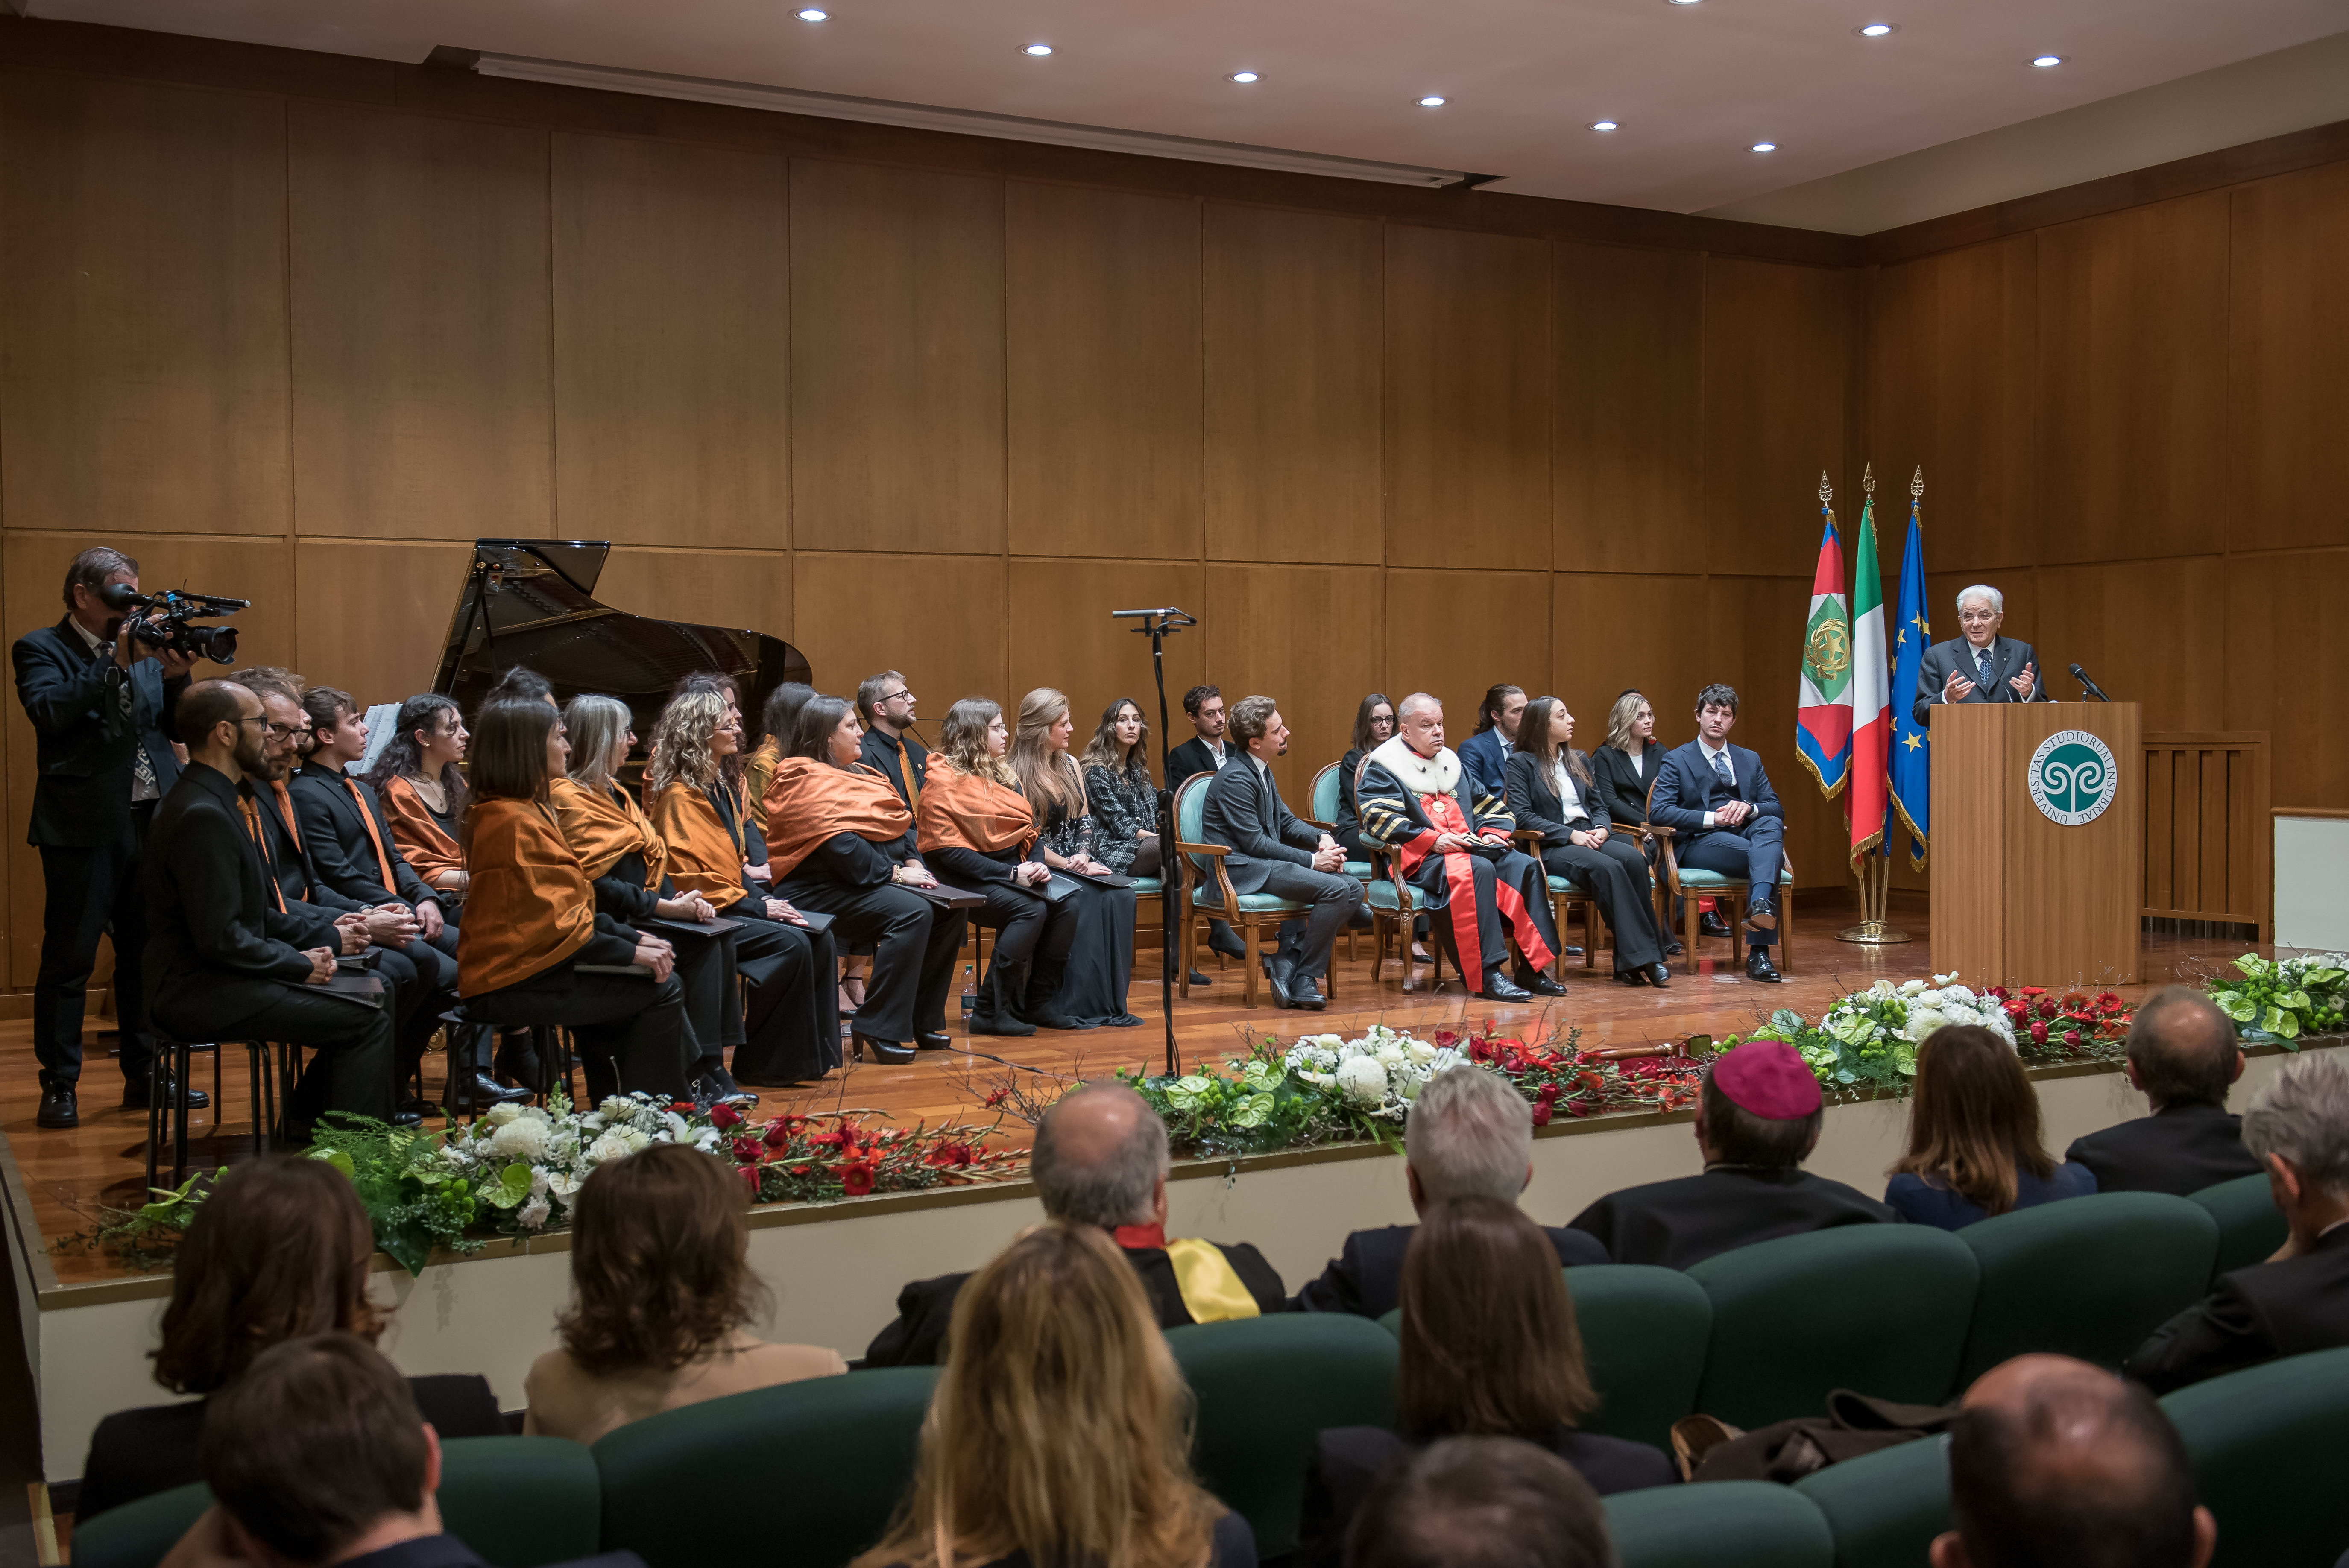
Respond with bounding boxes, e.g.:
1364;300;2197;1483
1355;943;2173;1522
1456;727;1512;811
2064;1102;2262;1197
858;727;928;807
1912;635;2043;727
2126;1222;2349;1393
145;763;394;1130
11;617;187;1092
287;761;439;910
1294;1221;1609;1318
1199;754;1358;983
1167;735;1231;786
1648;737;1784;947
1569;1166;1898;1270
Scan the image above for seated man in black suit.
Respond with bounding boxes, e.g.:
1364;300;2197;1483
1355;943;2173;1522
1198;696;1360;1012
2126;1052;2349;1393
1912;582;2044;726
1168;684;1244;963
864;1081;1285;1365
2066;987;2261;1196
1568;1041;1896;1269
1298;1063;1605;1316
1647;683;1786;983
146;682;395;1138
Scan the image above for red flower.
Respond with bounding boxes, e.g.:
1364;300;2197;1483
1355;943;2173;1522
1575;1070;1604;1095
925;1143;976;1168
737;1165;762;1198
1531;1103;1553;1127
787;1164;812;1177
1433;1029;1460;1049
731;1137;765;1164
838;1161;877;1196
709;1101;743;1130
2029;1020;2049;1046
1468;1038;1497;1064
762;1120;794;1149
2036;998;2060;1020
1535;1083;1562;1104
984;1088;1011;1108
807;1130;846;1149
1565;1100;1592;1117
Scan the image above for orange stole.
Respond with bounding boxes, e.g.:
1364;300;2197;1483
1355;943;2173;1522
458;798;599;997
917;764;1037;858
550;776;667;886
761;757;912;881
644;781;749;906
383;775;465;882
743;738;782;827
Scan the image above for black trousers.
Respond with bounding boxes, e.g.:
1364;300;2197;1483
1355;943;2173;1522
1537;835;1664;973
784;880;965;1044
466;961;692;1103
969;881;1077;973
1679;817;1784;948
34;804;155;1091
216;982;398;1135
726;913;842;1085
1252;862;1360;982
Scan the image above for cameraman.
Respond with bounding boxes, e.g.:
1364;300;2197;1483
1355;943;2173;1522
10;547;203;1130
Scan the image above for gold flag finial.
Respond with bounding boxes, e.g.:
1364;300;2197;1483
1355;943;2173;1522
1910;464;1924;500
1863;461;1876;496
1819;471;1832;506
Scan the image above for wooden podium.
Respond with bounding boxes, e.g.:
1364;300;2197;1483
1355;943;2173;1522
1930;701;2142;989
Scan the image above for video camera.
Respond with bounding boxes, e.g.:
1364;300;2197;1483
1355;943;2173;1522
96;582;248;665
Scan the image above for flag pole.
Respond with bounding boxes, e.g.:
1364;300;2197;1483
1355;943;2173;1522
1840;462;1912;945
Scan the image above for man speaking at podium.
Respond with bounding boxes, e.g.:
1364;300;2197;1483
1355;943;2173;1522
1913;583;2042;725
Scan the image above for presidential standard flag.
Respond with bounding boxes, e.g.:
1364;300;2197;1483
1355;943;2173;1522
1889;480;1932;868
1847;495;1889;865
1795;487;1852;798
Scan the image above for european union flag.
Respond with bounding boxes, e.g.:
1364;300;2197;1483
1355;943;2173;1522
1889;481;1931;868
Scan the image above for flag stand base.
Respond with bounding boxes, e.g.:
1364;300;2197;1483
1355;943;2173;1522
1837;920;1913;945
1836;848;1910;944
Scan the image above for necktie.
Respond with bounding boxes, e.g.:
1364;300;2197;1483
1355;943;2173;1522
239;796;290;913
1977;646;1994;685
346;778;398;893
1710;748;1734;805
901;749;921;815
96;643;158;799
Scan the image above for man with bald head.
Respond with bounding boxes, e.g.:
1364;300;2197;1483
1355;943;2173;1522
863;1081;1285;1364
2066;987;2261;1196
1936;1353;2215;1568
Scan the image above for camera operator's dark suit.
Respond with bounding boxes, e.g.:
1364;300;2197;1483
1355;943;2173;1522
10;617;186;1097
146;763;394;1132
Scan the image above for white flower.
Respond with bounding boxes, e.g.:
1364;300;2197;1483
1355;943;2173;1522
1336;1056;1389;1106
1903;1008;1949;1043
661;1110;691;1141
598;1096;636;1120
621;1127;653;1154
529;1167;551;1197
586;1131;633;1165
483;1102;524;1128
544;1169;583;1197
486;1118;552;1161
515;1195;551;1229
1899;979;1927;997
1374;1044;1407;1068
1406;1041;1438;1065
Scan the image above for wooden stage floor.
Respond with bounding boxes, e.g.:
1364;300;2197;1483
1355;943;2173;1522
6;892;2261;1286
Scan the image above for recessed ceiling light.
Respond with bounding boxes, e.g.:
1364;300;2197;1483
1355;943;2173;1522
1230;70;1259;83
1590;120;1619;132
1021;42;1054;57
1417;94;1447;108
795;6;826;19
1750;141;1777;152
2030;53;2065;67
1857;22;1896;36
1667;1;1702;7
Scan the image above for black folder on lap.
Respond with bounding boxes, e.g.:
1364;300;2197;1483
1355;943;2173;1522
1066;869;1136;889
908;881;987;909
640;915;745;942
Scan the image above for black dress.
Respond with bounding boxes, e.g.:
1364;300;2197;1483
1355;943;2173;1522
1505;750;1664;976
1030;789;1141;1027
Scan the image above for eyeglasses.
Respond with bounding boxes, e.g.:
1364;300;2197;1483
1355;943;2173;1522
879;689;913;704
237;717;298;740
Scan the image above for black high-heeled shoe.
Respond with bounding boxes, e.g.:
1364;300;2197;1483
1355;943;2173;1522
852;1032;917;1065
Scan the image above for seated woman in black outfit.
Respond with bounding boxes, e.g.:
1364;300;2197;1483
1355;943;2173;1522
763;696;966;1066
75;1157;503;1523
1295;1195;1675;1567
1506;697;1669;988
917;697;1078;1036
1589;690;1683;957
1078;697;1161;877
1009;687;1143;1030
1335;692;1395;859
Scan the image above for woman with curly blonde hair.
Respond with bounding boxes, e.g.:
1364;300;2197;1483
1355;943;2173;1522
854;1222;1251;1568
1008;689;1142;1029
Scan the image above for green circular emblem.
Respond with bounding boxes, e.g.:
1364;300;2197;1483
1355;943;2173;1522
2027;730;2118;826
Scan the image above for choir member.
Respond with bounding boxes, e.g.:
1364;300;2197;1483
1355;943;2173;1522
671;673;769;883
1505;697;1669;989
1008;689;1143;1029
363;694;471;901
1590;690;1684;957
856;669;928;808
745;681;815;818
1078;698;1161;877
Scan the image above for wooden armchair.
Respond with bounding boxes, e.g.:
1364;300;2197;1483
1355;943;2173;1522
1173;772;1346;1009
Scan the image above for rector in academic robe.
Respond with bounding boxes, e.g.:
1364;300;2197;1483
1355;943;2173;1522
1912;582;2043;725
1647;683;1786;984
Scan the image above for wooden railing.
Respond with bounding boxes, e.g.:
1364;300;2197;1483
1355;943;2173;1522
2142;732;2270;938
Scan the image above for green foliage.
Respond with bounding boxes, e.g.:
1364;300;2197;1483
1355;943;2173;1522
307;1113;486;1276
1121;1038;1355;1157
2210;954;2348;1044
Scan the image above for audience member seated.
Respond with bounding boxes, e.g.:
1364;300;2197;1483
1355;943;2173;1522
363;693;472;902
643;688;838;1099
2126;1051;2349;1393
2066;986;2262;1196
1505;696;1668;989
145;681;395;1139
1935;1353;2215;1568
864;1082;1284;1366
1569;1042;1897;1268
852;1222;1257;1568
1341;1436;1614;1568
1008;688;1142;1028
1298;1195;1674;1566
1885;1024;2097;1230
1079;696;1162;878
524;1144;844;1443
917;698;1074;1038
76;1158;501;1523
763;695;965;1065
1647;683;1785;983
744;680;815;818
856;669;928;808
1199;695;1360;1012
1456;684;1526;810
457;697;691;1103
1336;693;1396;861
1590;690;1684;958
161;1333;644;1568
1297;1065;1605;1317
1356;693;1563;1004
1169;683;1245;963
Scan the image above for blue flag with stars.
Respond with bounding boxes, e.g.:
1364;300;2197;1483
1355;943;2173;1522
1889;488;1931;868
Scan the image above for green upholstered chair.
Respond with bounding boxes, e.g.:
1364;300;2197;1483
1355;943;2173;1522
1605;1480;1836;1568
1510;830;1600;974
2190;1172;2287;1279
69;1481;212;1568
1655;827;1797;973
2162;1346;2349;1568
595;1367;937;1568
1306;762;1373;881
437;1436;604;1566
1792;1430;1951;1568
1167;1312;1398;1561
1687;1226;1979;1428
1174;772;1343;1008
1955;1191;2219;1384
1363;856;1444;992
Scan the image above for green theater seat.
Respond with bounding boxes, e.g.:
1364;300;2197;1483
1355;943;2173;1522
1606;1480;1836;1568
437;1435;604;1566
2190;1172;2288;1278
1792;1431;1951;1568
67;1481;211;1568
1687;1226;1979;1429
1167;1312;1398;1561
1956;1191;2218;1383
2162;1346;2349;1568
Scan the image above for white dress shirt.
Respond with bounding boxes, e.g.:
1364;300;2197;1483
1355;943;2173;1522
1697;737;1734;828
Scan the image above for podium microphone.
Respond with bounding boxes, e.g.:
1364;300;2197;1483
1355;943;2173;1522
2069;663;2112;702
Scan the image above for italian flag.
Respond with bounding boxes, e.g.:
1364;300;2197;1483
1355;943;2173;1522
1848;498;1889;863
1794;504;1851;797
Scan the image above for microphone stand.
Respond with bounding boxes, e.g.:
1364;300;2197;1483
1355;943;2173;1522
1115;608;1195;1077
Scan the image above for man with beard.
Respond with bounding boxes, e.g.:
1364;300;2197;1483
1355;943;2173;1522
145;681;395;1137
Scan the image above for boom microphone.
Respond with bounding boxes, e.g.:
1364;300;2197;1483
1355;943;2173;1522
2069;663;2112;702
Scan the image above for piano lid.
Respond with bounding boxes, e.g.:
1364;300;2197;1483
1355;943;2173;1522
432;540;809;737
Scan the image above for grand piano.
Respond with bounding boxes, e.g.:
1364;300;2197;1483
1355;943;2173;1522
432;540;808;735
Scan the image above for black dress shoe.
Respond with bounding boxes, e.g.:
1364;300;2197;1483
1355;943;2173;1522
1646;962;1672;988
37;1086;78;1129
1560;945;1585;958
915;1031;953;1052
1665;939;1686;957
1287;976;1327;1011
1262;953;1295;1009
1699;912;1732;939
1479;970;1533;1003
1513;971;1568;998
1186;969;1212;987
1743;895;1779;933
1207;922;1248;960
1616;969;1648;987
469;1073;533;1106
392;1106;425;1128
123;1076;209;1111
853;1033;918;1064
1746;949;1782;983
697;1064;760;1105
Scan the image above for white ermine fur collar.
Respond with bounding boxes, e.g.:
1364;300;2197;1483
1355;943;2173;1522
1368;734;1460;799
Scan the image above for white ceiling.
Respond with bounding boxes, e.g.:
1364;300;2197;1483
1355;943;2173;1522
26;0;2349;222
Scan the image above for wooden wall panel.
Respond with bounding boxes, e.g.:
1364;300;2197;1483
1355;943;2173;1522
2227;550;2349;811
292;538;474;705
1702;574;1849;886
1554;243;1704;573
288;103;552;541
554;134;788;550
1385;225;1551;569
1008;560;1207;767
0;70;289;538
791;553;1005;725
1202;563;1385;807
1550;573;1712;753
1383;570;1552;757
2229;161;2349;554
1203;204;1383;565
1700;259;1856;579
2034;557;2227;732
2033;193;2229;566
603;547;792;647
792;158;1004;556
1007;182;1201;561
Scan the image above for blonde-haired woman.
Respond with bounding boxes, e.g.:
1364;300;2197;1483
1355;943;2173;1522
1589;690;1683;957
853;1222;1255;1568
1008;689;1142;1029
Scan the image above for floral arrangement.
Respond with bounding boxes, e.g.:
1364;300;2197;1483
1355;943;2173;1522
716;1101;1021;1203
1437;1022;1703;1124
1710;974;2017;1097
438;1092;726;1237
1285;1025;1467;1123
2205;953;2349;1042
1987;986;2134;1054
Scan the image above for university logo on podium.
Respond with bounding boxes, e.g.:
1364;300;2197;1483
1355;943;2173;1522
2027;730;2119;826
